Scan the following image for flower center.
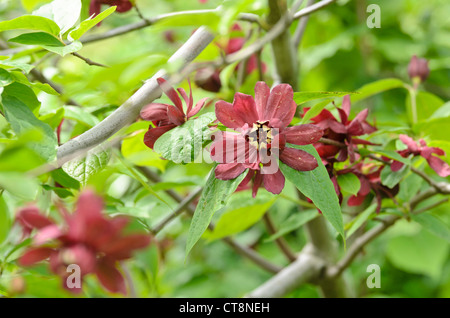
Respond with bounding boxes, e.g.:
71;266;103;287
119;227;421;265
247;121;273;151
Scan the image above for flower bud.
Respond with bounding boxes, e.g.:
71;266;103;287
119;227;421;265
408;55;429;85
194;67;222;92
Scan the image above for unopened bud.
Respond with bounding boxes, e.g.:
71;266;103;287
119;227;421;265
408;55;429;86
194;67;222;93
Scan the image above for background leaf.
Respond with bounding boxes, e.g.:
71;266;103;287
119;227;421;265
185;166;247;257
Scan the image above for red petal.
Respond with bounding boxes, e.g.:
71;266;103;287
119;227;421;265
34;225;62;245
68;190;104;241
280;147;318;171
399;134;419;153
254;81;270;119
233;93;259;125
339;95;351;123
215;163;247;180
348;193;367;206
140;104;169;121
265;84;296;127
95;259;127;295
262;168;285;195
215;100;246;129
167;105;185;126
102;235;151;260
156;78;183;113
426;156;450;177
284;124;323;145
16;206;54;229
143;124;176;149
252;171;263;198
390;160;404;172
188;97;208;118
19;247;53;266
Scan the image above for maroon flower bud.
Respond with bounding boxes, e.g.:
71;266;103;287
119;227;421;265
194;67;222;93
408;55;429;85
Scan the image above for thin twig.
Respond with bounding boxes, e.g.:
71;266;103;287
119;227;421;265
262;213;297;262
293;0;315;48
71;52;108;68
151;187;203;234
30;69;82;107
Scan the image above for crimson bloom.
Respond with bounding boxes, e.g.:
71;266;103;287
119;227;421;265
17;191;151;294
140;78;208;149
211;82;323;197
343;164;399;213
89;0;133;17
391;135;450;177
306;95;376;163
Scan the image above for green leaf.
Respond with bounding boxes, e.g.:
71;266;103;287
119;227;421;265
413;116;450;142
407;91;444;123
279;144;345;241
350;78;405;104
398;172;423;202
10;71;59;95
265;210;318;242
155;10;220;29
121;131;167;171
0;172;39;199
63;105;99;127
50;168;80;190
0;69;13;87
337;173;361;195
0;59;35;74
62;149;111;185
42;40;82;56
42;184;73;198
293;91;355;105
0;195;10;245
380;164;409;189
386;229;448;280
205;190;276;240
1;95;57;161
8;32;63;47
69;6;116;40
300;99;332;124
39;108;65;129
0;15;60;36
345;204;376;238
154;112;216;164
2;81;40;113
371;149;411;165
185;166;248;257
429;101;450;120
413;213;450;243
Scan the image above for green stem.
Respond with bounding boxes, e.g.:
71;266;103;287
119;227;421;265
409;87;418;125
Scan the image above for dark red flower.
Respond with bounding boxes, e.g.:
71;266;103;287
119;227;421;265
306;95;376;163
391;135;450;177
89;0;133;18
140;78;208;149
17;191;151;294
408;55;429;87
343;164;399;213
211;82;323;197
